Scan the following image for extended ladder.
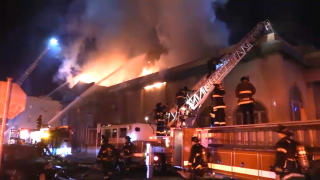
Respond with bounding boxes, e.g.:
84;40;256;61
16;47;50;86
168;20;273;127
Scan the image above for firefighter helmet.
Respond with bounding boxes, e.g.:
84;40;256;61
240;76;250;82
124;136;131;140
191;136;200;142
214;82;221;87
275;125;293;136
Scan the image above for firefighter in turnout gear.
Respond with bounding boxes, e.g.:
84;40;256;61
97;138;118;179
123;136;135;171
188;136;208;179
235;76;256;124
274;125;306;180
212;82;226;126
154;103;167;119
175;88;187;126
175;87;187;110
154;103;167;135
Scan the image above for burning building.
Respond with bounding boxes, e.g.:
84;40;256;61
57;32;320;152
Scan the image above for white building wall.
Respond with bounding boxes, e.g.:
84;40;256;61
11;96;62;129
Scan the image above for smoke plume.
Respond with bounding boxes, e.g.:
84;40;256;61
56;0;230;87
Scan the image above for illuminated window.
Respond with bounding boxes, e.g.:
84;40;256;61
119;128;127;138
112;129;117;138
289;86;303;121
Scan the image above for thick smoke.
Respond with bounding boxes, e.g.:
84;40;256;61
56;0;230;87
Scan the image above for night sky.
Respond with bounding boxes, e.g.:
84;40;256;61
0;0;319;98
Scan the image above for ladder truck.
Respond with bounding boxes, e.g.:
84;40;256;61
5;39;58;139
15;47;50;86
167;20;273;128
15;38;58;86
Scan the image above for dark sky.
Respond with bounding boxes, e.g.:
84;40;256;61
0;0;319;98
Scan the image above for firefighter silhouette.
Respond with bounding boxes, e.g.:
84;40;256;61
153;102;167;135
274;125;307;180
188;136;208;179
97;138;118;179
123;136;135;171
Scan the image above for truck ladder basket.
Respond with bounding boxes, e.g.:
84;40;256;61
168;20;273;127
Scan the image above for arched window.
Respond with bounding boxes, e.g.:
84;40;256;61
289;86;303;121
235;101;268;125
198;106;212;127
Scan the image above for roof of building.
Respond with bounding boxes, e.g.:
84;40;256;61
103;33;308;92
64;33;308;99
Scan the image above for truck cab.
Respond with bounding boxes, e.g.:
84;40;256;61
100;123;172;172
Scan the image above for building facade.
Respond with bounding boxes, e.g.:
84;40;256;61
60;33;320;149
10;96;62;129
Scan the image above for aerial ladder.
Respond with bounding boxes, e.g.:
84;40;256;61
167;20;273;127
15;47;50;86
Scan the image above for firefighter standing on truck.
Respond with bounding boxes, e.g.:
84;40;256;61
235;76;256;124
212;82;226;126
274;125;307;180
188;136;208;179
175;87;188;110
123;136;135;171
97;138;118;180
154;103;167;136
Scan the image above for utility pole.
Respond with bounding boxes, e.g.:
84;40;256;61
0;78;13;169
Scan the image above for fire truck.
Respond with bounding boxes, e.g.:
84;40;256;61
8;128;49;144
95;20;320;179
8;126;73;157
163;20;320;179
100;123;171;172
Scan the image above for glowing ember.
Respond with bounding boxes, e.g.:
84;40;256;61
141;68;153;76
140;65;160;77
144;82;166;90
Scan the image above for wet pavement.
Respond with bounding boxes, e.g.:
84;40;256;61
81;172;230;180
59;156;234;180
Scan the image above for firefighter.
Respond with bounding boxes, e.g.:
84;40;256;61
97;138;118;179
207;58;217;78
153;103;167;120
175;88;187;110
274;125;306;180
212;82;226;126
188;136;207;179
36;115;42;130
235;76;256;124
123;136;135;171
154;103;167;135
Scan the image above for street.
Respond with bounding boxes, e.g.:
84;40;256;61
58;155;236;180
55;166;233;180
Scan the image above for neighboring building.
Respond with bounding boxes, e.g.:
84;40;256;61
10;96;62;129
60;33;320;151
